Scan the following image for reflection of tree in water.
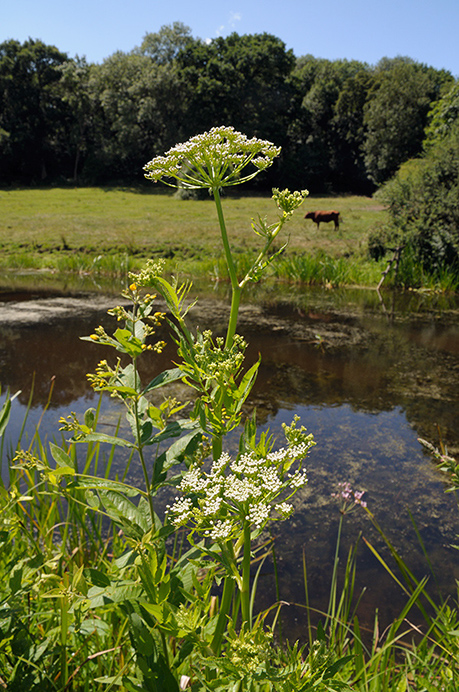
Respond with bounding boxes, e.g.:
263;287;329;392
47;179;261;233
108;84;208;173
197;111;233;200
2;296;459;455
243;318;459;456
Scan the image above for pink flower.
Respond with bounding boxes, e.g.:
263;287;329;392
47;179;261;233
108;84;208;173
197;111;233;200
332;482;367;514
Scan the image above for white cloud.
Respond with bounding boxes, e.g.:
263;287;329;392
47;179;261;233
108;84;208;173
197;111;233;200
212;11;242;39
229;12;242;27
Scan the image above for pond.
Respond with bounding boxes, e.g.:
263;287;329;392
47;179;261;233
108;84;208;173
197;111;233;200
1;278;459;642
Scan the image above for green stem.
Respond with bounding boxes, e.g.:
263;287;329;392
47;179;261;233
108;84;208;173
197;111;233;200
225;284;242;349
137;437;155;527
60;594;69;685
131;340;156;527
239;219;284;289
212;187;242;348
241;521;252;629
213;187;238;291
212;434;223;462
128;302;156;527
325;513;344;632
211;573;235;655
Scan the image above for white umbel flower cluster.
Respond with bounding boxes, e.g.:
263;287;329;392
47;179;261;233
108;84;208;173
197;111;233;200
166;421;315;540
143;126;281;190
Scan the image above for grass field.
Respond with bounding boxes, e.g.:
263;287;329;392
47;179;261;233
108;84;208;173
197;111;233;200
0;187;387;266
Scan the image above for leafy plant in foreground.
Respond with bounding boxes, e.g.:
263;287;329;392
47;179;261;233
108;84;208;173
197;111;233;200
54;127;323;688
1;127;361;689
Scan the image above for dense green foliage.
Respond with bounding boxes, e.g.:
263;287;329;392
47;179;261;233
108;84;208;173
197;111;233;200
362;57;452;185
0;38;70;181
374;88;459;275
0;25;455;191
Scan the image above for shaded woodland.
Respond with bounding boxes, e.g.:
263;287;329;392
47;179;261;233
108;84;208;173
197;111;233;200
0;23;455;192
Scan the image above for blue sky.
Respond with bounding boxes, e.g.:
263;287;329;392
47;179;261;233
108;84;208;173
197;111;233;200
3;0;459;76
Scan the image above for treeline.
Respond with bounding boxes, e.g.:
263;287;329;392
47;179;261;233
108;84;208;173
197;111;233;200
0;22;456;192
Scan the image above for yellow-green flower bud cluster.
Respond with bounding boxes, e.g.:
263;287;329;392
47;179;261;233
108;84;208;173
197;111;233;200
272;187;309;217
11;450;43;471
128;259;166;288
86;359;122;397
193;331;247;383
59;411;90;439
227;625;273;673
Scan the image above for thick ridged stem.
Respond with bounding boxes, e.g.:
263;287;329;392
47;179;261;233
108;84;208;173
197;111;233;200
212;187;241;349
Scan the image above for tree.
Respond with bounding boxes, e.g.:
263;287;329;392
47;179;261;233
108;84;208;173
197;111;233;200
424;79;459;150
286;57;373;192
87;51;186;181
331;67;374;192
136;22;192;64
58;57;96;182
0;38;70;183
362;57;453;185
376;121;459;270
175;32;296;178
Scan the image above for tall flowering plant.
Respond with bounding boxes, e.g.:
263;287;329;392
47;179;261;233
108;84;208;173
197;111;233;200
140;127;314;652
54;128;315;684
141;128;314;657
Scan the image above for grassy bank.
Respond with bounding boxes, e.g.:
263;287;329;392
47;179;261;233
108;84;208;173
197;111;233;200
3;185;459;294
0;187;386;283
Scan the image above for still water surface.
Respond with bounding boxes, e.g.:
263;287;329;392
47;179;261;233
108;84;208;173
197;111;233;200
1;281;459;640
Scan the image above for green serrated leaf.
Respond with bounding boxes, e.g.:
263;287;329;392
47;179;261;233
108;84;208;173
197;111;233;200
154;429;203;482
140;602;166;623
99;491;151;535
84;407;97;429
129;611;156;657
49;466;75;477
73;476;140;496
140;421;153;444
84;568;111;588
114;328;144;356
85;490;100;508
235;358;260;409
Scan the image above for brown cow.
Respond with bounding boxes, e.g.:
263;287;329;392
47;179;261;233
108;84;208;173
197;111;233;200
304;210;340;230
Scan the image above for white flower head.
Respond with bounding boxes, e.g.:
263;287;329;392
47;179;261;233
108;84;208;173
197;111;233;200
204;519;234;540
275;502;294;519
166;437;311;538
144;126;281;191
166;497;194;527
246;502;271;529
288;470;308;488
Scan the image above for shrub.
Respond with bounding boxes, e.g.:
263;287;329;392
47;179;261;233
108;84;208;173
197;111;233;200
376;122;459;273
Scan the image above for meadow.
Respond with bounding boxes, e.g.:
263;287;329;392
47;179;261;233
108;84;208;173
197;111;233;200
0;187;386;282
